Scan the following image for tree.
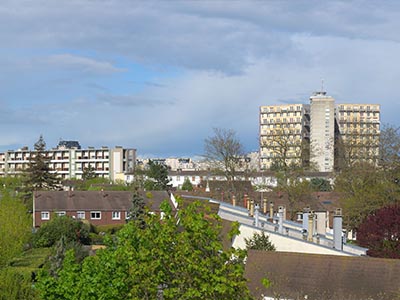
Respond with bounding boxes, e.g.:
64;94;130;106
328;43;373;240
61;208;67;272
0;192;31;268
245;231;276;251
334;162;400;230
24;135;58;191
181;177;193;191
144;160;170;191
127;188;145;223
82;165;96;180
274;169;312;220
32;216;90;248
263;129;310;172
37;200;252;299
357;204;400;258
203;128;245;182
309;177;332;192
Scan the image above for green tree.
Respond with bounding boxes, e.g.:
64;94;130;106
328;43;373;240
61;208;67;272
32;216;90;248
82;165;97;180
275;169;312;220
245;231;276;251
203;128;245;182
334;162;399;230
0;193;31;268
0;268;39;300
37;200;253;299
181;177;193;191
127;189;145;223
24;135;58;191
144;160;170;191
309;177;332;192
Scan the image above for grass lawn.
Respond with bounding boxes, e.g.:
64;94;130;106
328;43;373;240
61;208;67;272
10;247;51;275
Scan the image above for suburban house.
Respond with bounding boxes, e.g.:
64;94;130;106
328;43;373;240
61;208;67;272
245;250;400;300
33;190;174;227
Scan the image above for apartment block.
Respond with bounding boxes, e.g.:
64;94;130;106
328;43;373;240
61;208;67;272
310;92;336;172
259;104;310;170
0;142;136;181
336;103;380;166
260;91;381;172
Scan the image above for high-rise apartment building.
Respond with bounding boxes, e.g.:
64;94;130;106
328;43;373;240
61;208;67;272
336;103;380;166
260;91;381;172
0;142;136;181
259;104;310;170
309;92;336;172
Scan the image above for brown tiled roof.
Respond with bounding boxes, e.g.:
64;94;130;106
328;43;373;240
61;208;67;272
245;251;400;300
34;190;172;212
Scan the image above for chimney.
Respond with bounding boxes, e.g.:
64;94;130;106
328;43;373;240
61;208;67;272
303;206;310;231
269;201;274;221
249;200;254;217
254;204;260;227
308;211;314;242
263;198;267;214
333;208;343;250
278;206;284;234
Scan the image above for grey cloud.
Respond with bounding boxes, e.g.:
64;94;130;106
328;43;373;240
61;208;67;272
3;1;399;74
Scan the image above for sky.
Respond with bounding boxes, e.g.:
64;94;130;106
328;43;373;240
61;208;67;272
1;0;400;157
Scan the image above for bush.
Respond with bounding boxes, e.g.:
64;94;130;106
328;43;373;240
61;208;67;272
32;216;90;248
0;268;39;299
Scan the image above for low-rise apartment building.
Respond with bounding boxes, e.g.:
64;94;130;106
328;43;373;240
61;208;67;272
0;142;136;181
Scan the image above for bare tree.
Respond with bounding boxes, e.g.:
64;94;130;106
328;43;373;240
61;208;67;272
203;128;244;182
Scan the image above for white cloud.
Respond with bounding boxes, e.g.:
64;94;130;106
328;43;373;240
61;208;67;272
42;54;124;74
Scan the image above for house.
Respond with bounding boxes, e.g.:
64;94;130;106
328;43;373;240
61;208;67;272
245;250;400;300
33;190;173;227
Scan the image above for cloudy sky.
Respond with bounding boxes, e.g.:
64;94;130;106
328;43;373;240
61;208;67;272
1;0;400;157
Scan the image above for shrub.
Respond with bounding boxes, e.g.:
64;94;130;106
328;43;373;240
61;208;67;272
32;216;90;248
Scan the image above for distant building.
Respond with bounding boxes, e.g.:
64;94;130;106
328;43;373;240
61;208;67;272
310;91;336;172
0;145;136;180
260;91;381;171
259;103;310;170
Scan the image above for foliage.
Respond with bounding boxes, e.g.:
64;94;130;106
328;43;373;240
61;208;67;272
23;135;59;192
36;200;253;299
0;267;39;300
181;177;193;191
0;192;31;268
334;163;400;230
203;128;245;182
357;204;400;258
309;177;332;192
127;189;146;223
32;216;91;248
274;169;312;220
245;231;276;251
82;165;97;180
144;159;171;191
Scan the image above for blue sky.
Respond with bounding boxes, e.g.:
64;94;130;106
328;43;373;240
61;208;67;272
1;0;400;157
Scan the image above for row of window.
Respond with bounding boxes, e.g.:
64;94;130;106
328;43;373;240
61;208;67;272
41;211;123;221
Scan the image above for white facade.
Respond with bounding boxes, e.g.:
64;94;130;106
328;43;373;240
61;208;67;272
310;92;336;172
0;146;136;180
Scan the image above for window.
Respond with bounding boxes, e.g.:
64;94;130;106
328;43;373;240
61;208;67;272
112;211;121;220
56;211;66;217
90;211;101;220
41;211;50;220
77;211;85;219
